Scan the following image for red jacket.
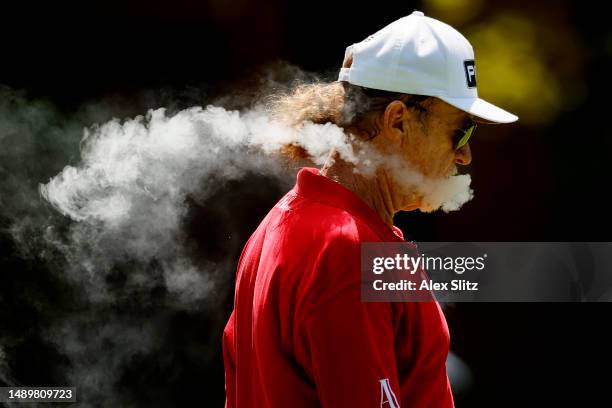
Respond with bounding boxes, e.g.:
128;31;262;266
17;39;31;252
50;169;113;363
223;167;454;407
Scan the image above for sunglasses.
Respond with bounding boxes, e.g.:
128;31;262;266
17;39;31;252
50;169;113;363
405;101;476;150
453;122;476;151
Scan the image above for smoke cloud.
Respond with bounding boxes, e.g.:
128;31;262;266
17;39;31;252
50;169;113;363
352;145;474;213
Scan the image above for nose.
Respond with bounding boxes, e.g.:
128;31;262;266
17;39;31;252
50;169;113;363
454;143;472;166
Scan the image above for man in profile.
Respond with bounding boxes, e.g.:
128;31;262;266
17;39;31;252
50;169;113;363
223;11;517;407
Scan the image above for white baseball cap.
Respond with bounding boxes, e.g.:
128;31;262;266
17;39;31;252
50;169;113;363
338;11;518;123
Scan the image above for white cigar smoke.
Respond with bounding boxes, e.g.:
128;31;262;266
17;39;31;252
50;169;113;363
39;106;361;305
41;106;356;224
385;153;474;213
351;141;474;213
40;104;473;304
41;105;472;225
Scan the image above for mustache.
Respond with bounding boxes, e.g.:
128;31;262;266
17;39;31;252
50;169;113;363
446;167;460;178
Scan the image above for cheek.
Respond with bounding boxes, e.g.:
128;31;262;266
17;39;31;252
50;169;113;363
397;125;454;176
400;136;427;171
418;139;455;177
433;144;456;173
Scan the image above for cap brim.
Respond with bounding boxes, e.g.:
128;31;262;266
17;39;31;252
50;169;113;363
438;96;518;124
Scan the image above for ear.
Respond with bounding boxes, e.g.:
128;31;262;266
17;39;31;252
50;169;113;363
382;100;409;144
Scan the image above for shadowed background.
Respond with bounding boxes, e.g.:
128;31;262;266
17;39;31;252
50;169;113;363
1;0;611;406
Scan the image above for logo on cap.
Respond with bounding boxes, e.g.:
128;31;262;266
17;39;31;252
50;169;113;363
463;60;477;88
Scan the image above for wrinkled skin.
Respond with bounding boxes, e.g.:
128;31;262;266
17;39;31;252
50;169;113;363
321;97;472;227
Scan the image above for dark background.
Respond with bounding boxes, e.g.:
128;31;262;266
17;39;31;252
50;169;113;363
1;0;611;406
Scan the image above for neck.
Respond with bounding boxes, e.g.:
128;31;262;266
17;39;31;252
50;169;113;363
320;152;411;228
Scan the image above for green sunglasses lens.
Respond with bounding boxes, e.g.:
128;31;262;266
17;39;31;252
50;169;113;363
455;124;475;150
